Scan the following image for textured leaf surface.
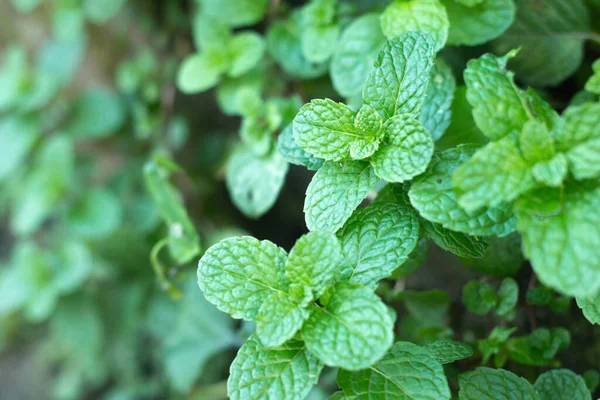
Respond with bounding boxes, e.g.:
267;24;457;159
519;120;554;163
286;231;343;296
453;138;536;211
585;59;600;94
459;367;541;400
371;114;434;183
576;291;600;325
420;58;456;141
442;0;515;46
423;220;489;258
363;32;435;119
516;183;600;297
380;0;449;52
256;290;310;348
410;146;516;237
424;340;474;364
197;237;288;320
277;124;324;170
337;341;451;399
304;161;378;232
302;283;394;370
336;203;420;287
532;154;567;187
491;0;590;86
534;369;591;400
228;335;323;400
464;51;528;141
330;14;387;98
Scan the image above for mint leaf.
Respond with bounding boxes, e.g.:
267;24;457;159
532;154;568;187
362;32;435;119
304;160;377;232
353;105;384;143
201;0;268;28
462;234;523;277
464;51;528;141
534;369;591;400
478;327;516;364
302;283;394;370
576;290;600;325
286;231;343;297
496;278;519;317
301;24;339;63
330;14;386;98
424;340;474;364
491;0;590;87
0;117;37;180
555;103;600;180
380;0;449;52
585;59;600;94
227;32;265;77
228;335;323;400
519;119;555;163
422;220;489;258
226;145;289;219
442;0;515;46
83;0;125;23
459;367;541;400
420;58;456;141
255;289;311;348
371;114;434;182
66;88;124;139
277;124;324;170
463;280;497;315
453;138;536;211
336;202;420;287
177;50;227;94
516;183;600;297
337;341;451;399
409;145;517;237
197;237;289;320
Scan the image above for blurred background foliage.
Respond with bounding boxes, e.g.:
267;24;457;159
0;0;599;399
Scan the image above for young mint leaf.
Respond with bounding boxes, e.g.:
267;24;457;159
285;231;343;297
226;145;289;219
526;88;561;130
464;51;529;141
192;15;232;51
583;370;600;393
371;114;434;182
420;58;456;141
585;59;600;94
330;14;386;98
354;104;384;141
177;50;227;94
462;234;523;277
337;341;451;399
228;335;323;400
519;119;555;163
227;32;265;78
491;0;590;87
516;182;600;297
65;188;122;240
83;0;125;24
380;0;449;52
277;124;324;170
301;24;339;63
255;289;311;348
336;202;420;287
555;103;600;180
302;283;394;370
66;88;124;139
422;220;489;258
462;280;497;315
453;138;536;211
478;326;516;364
496;278;518;317
0;117;37;180
409;146;517;237
441;0;515;46
534;369;591;400
304;160;377;232
197;236;289;320
458;367;541;400
201;0;269;28
424;340;474;364
576;290;600;325
362;31;435;120
531;154;568;187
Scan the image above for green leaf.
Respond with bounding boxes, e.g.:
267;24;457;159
496;278;518;316
420;58;456;141
422;220;489;258
65;188;122;240
304;160;377;232
10;0;42;13
464;51;528;141
336;202;420;287
226;145;289;219
177;51;227;94
520;119;555;163
461;234;523;277
441;0;515;46
352;104;385;159
192;15;232;51
583;370;600;393
337;341;451;399
0;117;38;181
585;59;600;95
454;0;484;5
255;288;311;348
302;283;394;370
532;154;568;188
330;14;386;98
200;0;269;28
478;326;516;364
371;114;434;182
0;46;28;111
197;236;289;320
83;0;126;23
66;88;124;139
491;0;590;87
228;335;323;400
576;290;600;325
516;183;600;297
458;367;541;400
227;32;266;77
462;280;497;315
380;0;449;52
453;138;536;212
362;31;436;120
409;145;517;237
555;103;600;180
301;24;339;63
424;340;474;364
286;231;343;297
534;369;591;400
277;124;324;170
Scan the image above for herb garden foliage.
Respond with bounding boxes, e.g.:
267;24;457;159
2;0;600;399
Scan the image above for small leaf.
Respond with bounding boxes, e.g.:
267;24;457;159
301;24;339;63
576;290;600;325
227;32;266;77
177;50;227;94
534;369;591;400
495;278;518;317
277;124;324;170
255;289;311;348
422;220;489;258
462;280;497;315
424;340;474;364
66;88;124;139
420;58;456;141
458;367;541;400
